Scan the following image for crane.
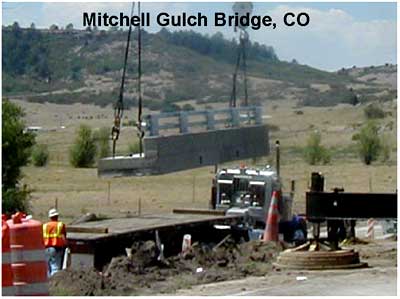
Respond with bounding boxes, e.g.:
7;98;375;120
111;1;144;158
230;2;253;108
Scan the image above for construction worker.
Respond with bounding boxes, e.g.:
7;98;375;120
43;208;67;277
279;214;307;246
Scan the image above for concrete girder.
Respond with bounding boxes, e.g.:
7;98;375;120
98;124;269;177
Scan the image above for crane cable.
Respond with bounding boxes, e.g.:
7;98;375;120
111;2;136;157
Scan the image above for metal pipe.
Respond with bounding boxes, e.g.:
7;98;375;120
290;179;295;198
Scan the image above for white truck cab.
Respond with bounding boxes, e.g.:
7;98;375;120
212;165;287;228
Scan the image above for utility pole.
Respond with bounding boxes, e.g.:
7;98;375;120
275;140;280;178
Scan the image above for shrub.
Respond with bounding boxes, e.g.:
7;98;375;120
364;103;385;119
69;124;97;167
268;124;280;132
94;127;111;159
128;141;141;155
303;131;331;165
182;103;195;111
122;120;136;127
31;144;49;166
161;103;181;113
353;121;381;165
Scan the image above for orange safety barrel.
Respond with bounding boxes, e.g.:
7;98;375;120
7;212;49;296
2;217;15;296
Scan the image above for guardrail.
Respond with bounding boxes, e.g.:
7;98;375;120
145;106;263;136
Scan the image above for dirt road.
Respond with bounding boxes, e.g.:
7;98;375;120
169;238;397;296
171;266;396;296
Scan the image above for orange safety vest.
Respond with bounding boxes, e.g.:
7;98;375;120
43;221;66;248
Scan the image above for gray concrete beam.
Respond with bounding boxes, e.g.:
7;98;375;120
98;124;269;177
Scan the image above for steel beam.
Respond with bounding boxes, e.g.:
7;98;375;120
306;191;397;220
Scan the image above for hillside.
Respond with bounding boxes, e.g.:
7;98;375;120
3;24;396;110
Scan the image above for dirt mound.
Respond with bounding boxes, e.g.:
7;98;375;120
49;268;104;296
50;239;282;295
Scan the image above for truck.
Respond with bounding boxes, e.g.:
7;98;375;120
210;164;307;243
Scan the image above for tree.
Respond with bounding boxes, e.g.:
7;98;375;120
303;131;331;165
69;124;97;167
3;23;50;79
30;22;36;30
49;24;59;31
353;121;381;165
11;21;20;31
364;103;385;119
2;100;35;214
66;23;74;31
70;64;82;81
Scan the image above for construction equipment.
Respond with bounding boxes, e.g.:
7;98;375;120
208;140;304;243
211;164;283;226
210;163;304;241
306;172;397;248
274;172;397;270
210;164;306;243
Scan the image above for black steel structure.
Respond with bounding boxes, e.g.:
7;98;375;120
306;191;397;220
305;172;397;250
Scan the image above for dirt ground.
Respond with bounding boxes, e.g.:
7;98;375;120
49;239;282;295
169;238;397;296
49;237;396;296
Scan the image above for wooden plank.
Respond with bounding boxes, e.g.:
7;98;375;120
172;208;226;216
67;226;109;234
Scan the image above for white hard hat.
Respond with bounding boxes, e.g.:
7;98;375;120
48;208;59;218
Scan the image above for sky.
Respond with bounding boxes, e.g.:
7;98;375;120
2;2;397;71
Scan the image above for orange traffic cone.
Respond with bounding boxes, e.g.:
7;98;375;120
263;191;280;242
